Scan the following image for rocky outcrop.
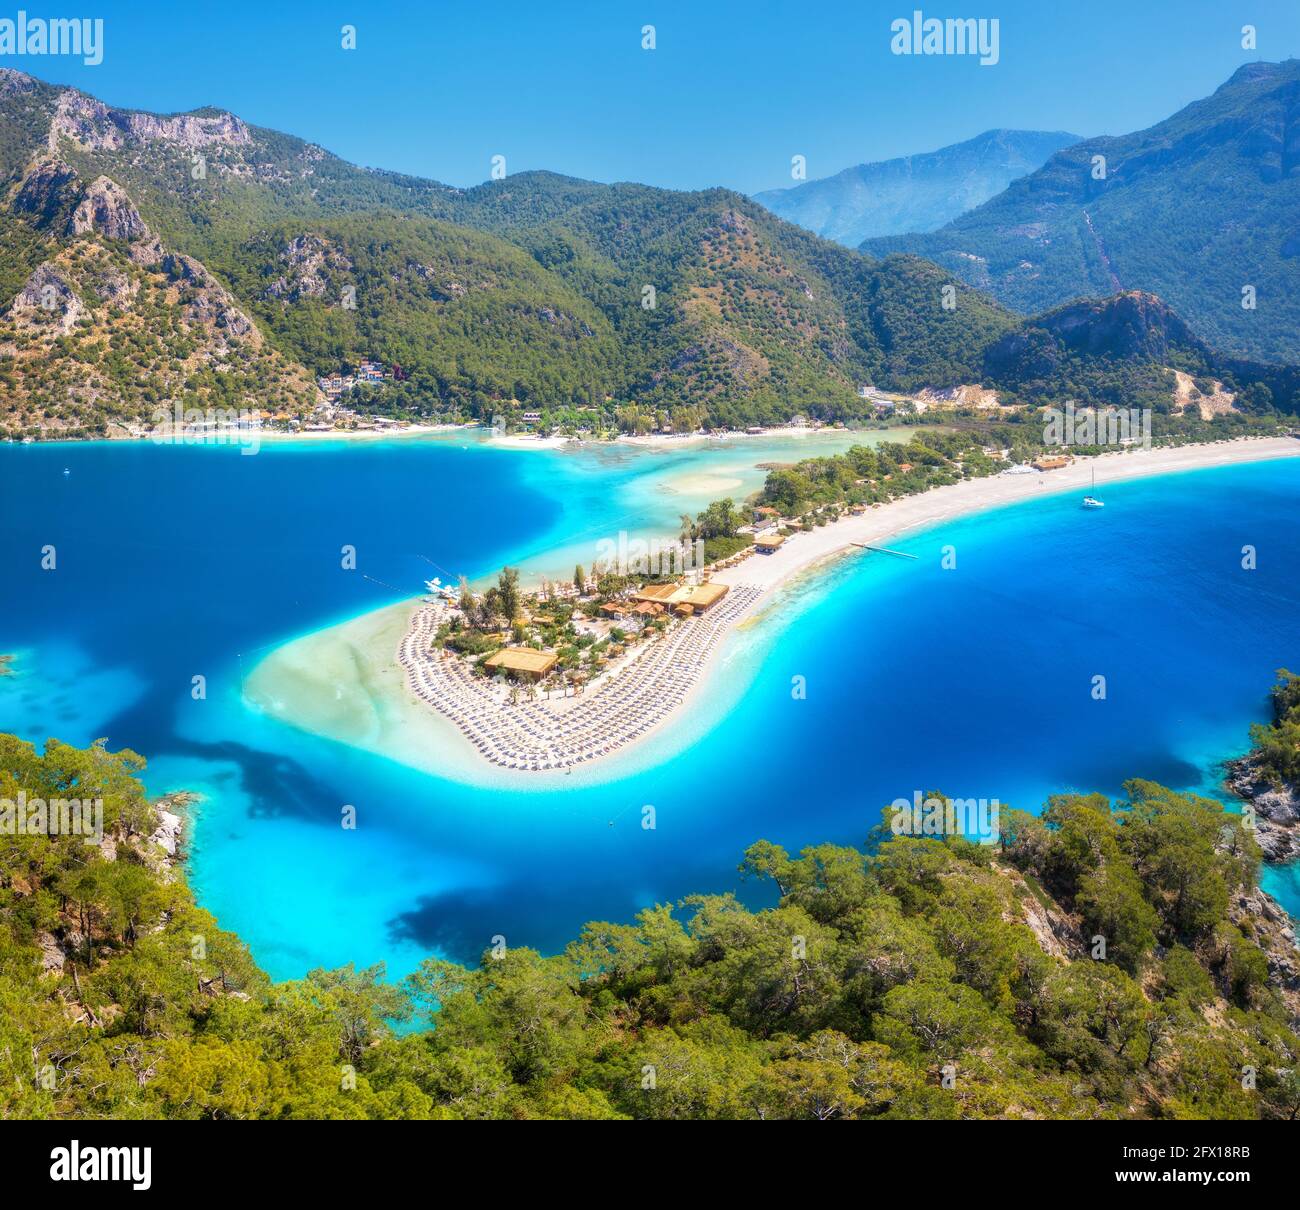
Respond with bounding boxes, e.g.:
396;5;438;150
264;233;353;303
1006;869;1086;959
11;263;83;333
1226;885;1300;1026
1225;754;1300;862
147;798;190;861
36;930;66;976
67;175;150;242
12;158;80;226
50;89;251;152
162;252;259;342
12;162;150;246
7;164;260;350
0;66;39;96
406;258;466;301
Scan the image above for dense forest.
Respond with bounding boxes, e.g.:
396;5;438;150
1248;670;1300;789
3;68;1298;438
2;732;1297;1120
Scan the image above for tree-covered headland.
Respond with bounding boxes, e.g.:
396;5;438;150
2;733;1298;1120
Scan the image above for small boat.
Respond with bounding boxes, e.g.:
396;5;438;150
62;467;70;476
1082;466;1103;509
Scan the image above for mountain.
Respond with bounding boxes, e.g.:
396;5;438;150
0;67;1292;436
433;172;1019;412
754;129;1079;246
0;70;1025;433
0;126;315;433
984;290;1211;408
862;61;1300;364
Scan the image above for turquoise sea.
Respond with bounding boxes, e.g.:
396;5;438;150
2;435;1298;980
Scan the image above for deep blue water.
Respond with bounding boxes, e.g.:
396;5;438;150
2;439;1298;979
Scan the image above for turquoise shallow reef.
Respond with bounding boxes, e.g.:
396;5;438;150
2;434;1298;980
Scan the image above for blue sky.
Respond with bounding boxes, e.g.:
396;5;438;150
10;0;1300;194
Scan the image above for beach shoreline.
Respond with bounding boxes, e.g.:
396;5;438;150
713;436;1300;593
248;436;1300;785
7;420;881;451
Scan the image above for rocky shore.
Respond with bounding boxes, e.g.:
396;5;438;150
1225;753;1300;862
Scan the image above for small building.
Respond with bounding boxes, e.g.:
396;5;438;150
754;534;786;554
483;647;558;680
632;581;731;612
1034;455;1072;471
682;582;729;611
633;583;681;606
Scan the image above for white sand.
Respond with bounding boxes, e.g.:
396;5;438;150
250;436;1300;784
617;425;851;448
714;438;1300;593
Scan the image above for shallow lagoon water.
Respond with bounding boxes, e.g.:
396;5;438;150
2;437;1298;979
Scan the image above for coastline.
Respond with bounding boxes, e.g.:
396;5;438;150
713;437;1300;594
249;436;1300;785
5;421;880;452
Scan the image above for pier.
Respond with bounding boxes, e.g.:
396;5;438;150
851;542;918;560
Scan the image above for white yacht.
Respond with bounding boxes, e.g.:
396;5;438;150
1082;465;1104;509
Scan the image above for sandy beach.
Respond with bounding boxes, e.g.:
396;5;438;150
615;425;863;449
480;424;878;453
248;436;1300;785
714;437;1300;593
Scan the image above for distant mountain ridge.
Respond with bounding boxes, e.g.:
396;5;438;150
754;129;1079;245
0;67;1292;436
862;60;1300;363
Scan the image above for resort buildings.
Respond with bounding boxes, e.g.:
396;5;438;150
483;647;559;680
632;581;731;615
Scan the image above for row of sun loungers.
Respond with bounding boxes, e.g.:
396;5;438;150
396;585;764;771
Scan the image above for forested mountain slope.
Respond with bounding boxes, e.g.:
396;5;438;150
1;67;1297;436
864;61;1300;363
